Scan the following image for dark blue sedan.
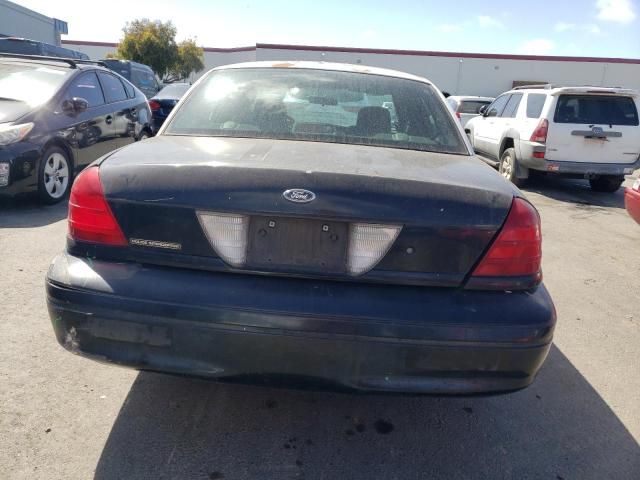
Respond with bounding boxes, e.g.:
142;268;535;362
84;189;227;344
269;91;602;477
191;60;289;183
148;82;190;132
46;62;556;395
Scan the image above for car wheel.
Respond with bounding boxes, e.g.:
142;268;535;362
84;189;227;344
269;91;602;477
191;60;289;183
499;148;522;187
38;146;72;204
589;175;624;193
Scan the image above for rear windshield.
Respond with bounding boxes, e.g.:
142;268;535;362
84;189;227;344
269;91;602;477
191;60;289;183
165;68;468;155
459;100;491;114
0;62;71;106
554;94;639;126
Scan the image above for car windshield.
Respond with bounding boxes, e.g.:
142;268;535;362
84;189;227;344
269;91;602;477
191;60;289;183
156;83;190;99
0;62;71;106
164;68;468;155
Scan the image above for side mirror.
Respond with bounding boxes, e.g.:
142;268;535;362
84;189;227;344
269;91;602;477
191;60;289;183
478;105;487;115
62;97;89;115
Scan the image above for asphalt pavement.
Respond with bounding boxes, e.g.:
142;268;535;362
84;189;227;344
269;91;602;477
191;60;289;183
1;175;639;480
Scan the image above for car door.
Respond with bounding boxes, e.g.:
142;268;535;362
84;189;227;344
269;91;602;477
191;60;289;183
492;93;523;156
98;71;137;148
473;94;510;157
59;71;116;170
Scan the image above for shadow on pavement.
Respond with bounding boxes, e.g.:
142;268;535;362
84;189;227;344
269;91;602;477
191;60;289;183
94;346;639;480
522;174;626;209
0;196;67;228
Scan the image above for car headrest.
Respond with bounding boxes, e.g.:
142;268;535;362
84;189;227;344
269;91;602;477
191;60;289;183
355;106;391;135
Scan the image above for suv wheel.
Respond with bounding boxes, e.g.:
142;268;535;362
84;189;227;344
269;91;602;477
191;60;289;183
499;148;522;187
38;146;72;204
589;175;624;193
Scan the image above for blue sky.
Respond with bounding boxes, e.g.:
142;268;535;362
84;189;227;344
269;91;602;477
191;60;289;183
18;0;640;57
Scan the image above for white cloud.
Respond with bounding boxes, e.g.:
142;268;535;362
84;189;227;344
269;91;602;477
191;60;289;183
519;39;555;55
555;21;602;34
555;22;576;32
478;15;504;28
437;24;463;33
596;0;636;23
587;24;602;34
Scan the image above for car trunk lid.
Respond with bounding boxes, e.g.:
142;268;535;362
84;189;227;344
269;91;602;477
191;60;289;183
93;136;515;287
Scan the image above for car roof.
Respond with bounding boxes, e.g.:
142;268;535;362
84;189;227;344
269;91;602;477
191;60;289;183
448;96;494;101
0;55;107;71
508;85;639;97
213;61;434;85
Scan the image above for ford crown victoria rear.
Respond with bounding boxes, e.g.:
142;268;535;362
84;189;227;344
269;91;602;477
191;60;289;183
46;62;556;394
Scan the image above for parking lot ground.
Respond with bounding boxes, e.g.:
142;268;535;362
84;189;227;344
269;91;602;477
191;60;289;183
1;176;639;480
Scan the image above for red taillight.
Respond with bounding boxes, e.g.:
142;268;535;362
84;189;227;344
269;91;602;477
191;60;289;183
68;167;127;246
530;119;548;143
148;100;161;112
533;151;545;159
472;198;541;278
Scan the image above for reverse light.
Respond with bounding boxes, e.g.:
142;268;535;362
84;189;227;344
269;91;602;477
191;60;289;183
68;167;127;246
197;212;249;267
0;123;34;146
633;178;640;191
471;197;541;280
347;223;402;275
530;119;548;143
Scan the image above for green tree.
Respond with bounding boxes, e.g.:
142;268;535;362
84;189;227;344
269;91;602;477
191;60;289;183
166;39;205;82
116;19;178;79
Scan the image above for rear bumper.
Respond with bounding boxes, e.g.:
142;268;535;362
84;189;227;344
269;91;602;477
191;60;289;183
46;253;556;394
519;141;640;176
625;187;640;224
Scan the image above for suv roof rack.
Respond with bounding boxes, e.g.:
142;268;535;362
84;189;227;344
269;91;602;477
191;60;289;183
0;53;106;69
512;83;625;91
512;84;554;90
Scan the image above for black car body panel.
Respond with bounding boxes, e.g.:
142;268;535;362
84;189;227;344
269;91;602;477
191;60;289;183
0;56;152;198
47;253;555;394
79;136;516;287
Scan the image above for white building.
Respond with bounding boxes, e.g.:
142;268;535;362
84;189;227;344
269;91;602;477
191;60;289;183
0;0;68;46
63;40;640;98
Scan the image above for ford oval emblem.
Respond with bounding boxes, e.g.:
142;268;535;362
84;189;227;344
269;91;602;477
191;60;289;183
283;188;316;203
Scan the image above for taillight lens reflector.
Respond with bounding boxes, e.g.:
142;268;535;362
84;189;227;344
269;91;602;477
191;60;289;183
197;212;249;267
471;198;541;278
347;223;402;275
530;119;548;143
68;167;127;246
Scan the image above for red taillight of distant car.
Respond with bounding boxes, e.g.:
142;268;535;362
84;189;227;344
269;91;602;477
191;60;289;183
530;119;549;143
68;167;127;246
471;197;542;279
148;100;161;112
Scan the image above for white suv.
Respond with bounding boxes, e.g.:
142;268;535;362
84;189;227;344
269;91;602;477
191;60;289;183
466;85;640;192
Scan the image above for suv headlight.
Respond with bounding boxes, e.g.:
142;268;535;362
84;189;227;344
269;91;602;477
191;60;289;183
0;123;34;146
0;163;9;187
